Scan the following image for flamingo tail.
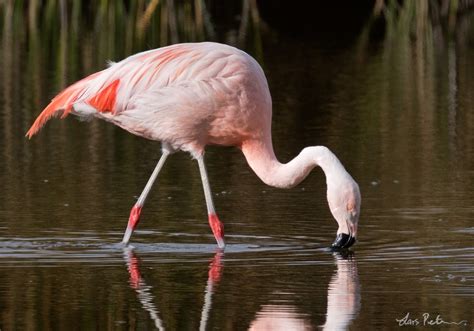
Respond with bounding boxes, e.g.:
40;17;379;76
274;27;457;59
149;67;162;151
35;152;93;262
26;71;120;138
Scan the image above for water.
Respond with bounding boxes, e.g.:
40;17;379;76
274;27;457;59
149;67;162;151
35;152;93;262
1;1;473;330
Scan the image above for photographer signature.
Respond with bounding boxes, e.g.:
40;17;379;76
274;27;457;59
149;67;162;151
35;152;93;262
396;312;468;327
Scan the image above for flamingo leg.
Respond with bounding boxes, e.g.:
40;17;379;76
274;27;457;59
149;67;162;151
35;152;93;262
121;149;170;245
197;155;225;249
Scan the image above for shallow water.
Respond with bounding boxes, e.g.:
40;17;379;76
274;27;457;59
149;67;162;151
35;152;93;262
1;2;473;330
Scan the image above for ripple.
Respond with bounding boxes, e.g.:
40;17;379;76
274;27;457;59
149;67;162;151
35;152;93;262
0;233;311;266
454;227;474;234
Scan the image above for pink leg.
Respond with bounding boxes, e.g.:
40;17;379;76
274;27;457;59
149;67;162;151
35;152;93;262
197;155;225;249
122;150;170;245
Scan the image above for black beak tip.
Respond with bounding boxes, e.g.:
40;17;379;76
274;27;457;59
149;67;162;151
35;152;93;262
331;233;356;250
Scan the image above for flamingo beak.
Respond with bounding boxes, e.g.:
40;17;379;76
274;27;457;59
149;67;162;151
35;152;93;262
331;233;356;249
331;221;357;249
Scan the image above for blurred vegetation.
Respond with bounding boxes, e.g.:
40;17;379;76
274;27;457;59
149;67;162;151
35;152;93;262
349;0;474;184
0;0;262;90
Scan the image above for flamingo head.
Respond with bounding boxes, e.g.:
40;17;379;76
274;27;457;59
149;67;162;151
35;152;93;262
327;177;360;250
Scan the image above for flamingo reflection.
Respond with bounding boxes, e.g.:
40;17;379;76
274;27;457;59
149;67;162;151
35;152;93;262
123;248;165;330
123;248;224;330
249;305;312;330
200;251;223;331
322;252;360;331
250;252;360;331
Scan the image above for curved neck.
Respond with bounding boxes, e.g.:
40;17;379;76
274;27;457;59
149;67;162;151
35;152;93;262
241;140;347;189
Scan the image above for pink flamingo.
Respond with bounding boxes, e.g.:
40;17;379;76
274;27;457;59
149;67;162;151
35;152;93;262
26;42;360;249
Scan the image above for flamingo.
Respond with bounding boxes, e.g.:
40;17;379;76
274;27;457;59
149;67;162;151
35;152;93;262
123;248;223;330
26;42;360;249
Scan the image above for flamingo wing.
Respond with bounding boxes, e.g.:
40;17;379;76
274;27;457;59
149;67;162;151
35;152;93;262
108;75;244;151
26;43;242;139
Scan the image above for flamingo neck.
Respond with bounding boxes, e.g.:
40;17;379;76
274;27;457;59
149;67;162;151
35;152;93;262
241;140;347;189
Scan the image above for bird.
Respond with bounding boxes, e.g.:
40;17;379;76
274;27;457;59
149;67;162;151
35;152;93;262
26;42;361;250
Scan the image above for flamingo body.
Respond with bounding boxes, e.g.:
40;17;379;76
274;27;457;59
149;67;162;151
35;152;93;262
27;43;271;156
27;42;360;249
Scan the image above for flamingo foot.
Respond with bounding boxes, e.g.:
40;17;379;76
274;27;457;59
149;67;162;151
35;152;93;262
208;213;225;249
122;204;142;245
